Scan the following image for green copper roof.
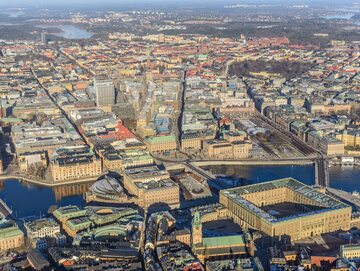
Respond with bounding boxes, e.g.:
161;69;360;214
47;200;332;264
145;135;176;143
0;225;24;239
201;235;245;248
0;117;23;123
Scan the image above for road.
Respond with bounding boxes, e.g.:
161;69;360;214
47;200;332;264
176;68;187;150
30;68;86;144
327;187;360;210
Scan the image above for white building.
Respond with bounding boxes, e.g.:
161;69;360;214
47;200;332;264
25;218;60;239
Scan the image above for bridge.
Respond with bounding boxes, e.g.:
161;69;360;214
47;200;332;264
169;156;330;188
183;162;216;181
315;157;330;187
0;198;13;218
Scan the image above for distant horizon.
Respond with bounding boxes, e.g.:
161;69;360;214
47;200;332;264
0;0;357;9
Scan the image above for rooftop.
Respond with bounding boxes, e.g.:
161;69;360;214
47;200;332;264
201;235;245;248
25;218;59;232
221;178;350;223
0;224;24;240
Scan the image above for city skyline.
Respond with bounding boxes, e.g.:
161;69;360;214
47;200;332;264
0;1;359;270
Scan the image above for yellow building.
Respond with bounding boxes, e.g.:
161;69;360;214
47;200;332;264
340;244;360;259
102;153;123;172
50;146;102;182
307;132;345;156
319;137;345;156
203;139;252;159
63;217;92;237
181;134;202;151
220;178;351;241
336;130;360;147
144;135;177;152
224;131;247;142
0;224;24;251
123;165;180;209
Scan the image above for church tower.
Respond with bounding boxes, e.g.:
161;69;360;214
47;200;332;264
192;211;202;245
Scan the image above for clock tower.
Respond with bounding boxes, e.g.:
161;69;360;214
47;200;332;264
192;211;202;246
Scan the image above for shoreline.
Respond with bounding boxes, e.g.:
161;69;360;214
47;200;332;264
0;174;98;187
191;159;315;167
0;159;314;187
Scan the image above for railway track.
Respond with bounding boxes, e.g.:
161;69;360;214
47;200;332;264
250;115;317;157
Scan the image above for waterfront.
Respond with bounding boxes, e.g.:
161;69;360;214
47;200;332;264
321;13;355;20
0;179;89;218
329;165;360;192
36;24;93;39
204;164;315;189
321;12;360;26
0;164;358;218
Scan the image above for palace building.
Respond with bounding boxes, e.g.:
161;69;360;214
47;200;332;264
220;178;352;241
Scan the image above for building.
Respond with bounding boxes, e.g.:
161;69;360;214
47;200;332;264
224;131;247;142
52;205;87;223
98;139;154;172
63;217;92;237
54;205;141;239
27;249;50;270
25;218;60;239
336;129;360;147
220;178;352;241
0;223;24;251
203;139;252;159
318;136;345;156
191;212;247;263
181;133;202;151
94;78;115;106
41;32;48;45
25;218;64;250
49;145;102;182
206;258;264;271
144;135;177;152
123;165;180;209
340;244;360;259
86;176;127;203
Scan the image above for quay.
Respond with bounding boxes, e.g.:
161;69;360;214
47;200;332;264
326;187;360;210
1;156;332;188
0;174;98;187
